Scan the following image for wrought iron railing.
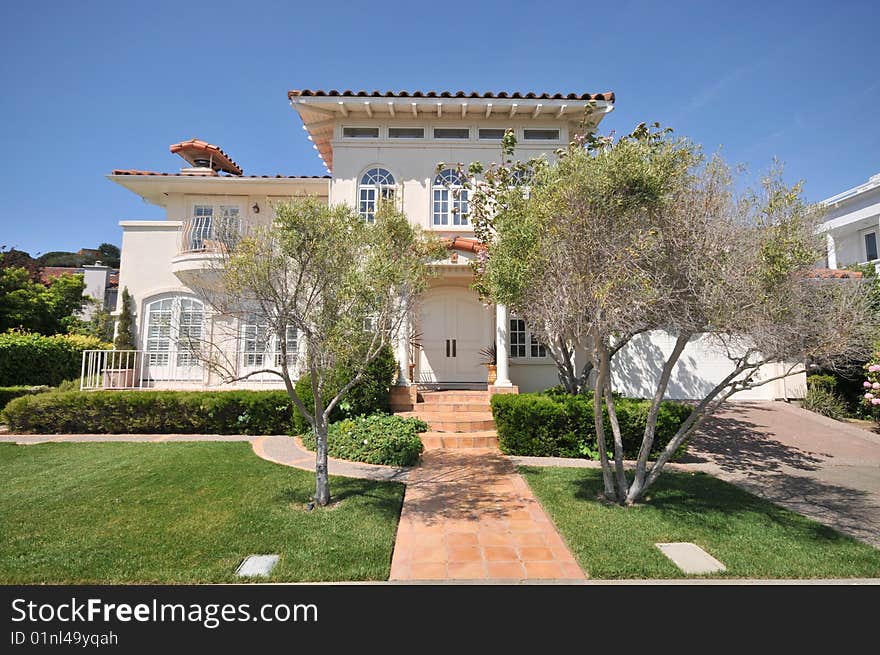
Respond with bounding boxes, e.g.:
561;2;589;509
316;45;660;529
178;216;246;255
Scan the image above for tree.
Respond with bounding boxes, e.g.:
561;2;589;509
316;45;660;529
98;243;121;268
0;266;87;335
193;198;441;505
467;113;878;505
113;288;136;350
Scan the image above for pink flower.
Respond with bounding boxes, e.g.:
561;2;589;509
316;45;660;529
865;393;874;400
869;365;880;373
872;398;880;406
865;381;873;388
873;383;880;390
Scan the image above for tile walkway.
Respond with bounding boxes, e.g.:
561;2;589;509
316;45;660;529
390;449;585;581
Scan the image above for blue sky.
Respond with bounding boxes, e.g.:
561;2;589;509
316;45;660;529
1;0;877;254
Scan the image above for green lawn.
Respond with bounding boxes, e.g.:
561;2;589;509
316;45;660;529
520;466;880;579
0;442;404;583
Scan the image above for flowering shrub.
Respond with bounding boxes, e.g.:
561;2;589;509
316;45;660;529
862;358;880;419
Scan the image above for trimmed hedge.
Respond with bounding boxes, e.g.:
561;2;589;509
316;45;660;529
301;414;426;467
0;386;50;412
491;392;692;460
292;345;398;433
2;390;295;435
0;332;110;386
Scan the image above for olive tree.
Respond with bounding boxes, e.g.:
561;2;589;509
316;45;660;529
467;116;878;505
193;198;441;505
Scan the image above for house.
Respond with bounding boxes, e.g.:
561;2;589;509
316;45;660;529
40;263;119;318
91;88;804;400
821;172;880;271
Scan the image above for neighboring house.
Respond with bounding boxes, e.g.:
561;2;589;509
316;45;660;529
93;88;804;399
40;263;119;318
821;172;880;270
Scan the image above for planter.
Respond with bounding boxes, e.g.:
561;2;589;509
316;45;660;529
103;368;138;389
487;364;497;385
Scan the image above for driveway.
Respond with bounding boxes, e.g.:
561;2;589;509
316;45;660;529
688;401;880;548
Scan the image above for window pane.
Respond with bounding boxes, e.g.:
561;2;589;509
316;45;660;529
343;127;379;138
523;129;560;140
510;318;526;358
479;128;507;140
434;128;470;139
866;233;878;261
388;127;424;139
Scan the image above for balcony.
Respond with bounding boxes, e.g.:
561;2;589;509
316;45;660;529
171;216;248;287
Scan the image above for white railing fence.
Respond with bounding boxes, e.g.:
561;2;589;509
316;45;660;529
178;216;247;255
81;350;148;390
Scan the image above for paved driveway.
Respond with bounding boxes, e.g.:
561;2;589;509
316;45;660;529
688;402;880;547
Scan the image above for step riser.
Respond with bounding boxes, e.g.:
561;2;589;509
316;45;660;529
414;403;490;413
421;395;490;404
422;420;496;433
420;436;499;450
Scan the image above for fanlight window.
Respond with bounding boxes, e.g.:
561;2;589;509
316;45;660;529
432;169;469;227
358;167;396;223
144;296;204;366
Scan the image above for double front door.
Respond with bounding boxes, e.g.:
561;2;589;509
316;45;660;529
418;286;491;384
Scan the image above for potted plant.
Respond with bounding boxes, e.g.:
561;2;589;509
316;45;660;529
479;343;497;385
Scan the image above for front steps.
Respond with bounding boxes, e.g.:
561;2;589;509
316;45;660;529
395;390;499;450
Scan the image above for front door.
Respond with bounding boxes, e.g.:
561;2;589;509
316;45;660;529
418;286;491;384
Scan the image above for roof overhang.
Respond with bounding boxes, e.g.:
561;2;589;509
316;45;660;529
288;90;616;172
107;174;330;207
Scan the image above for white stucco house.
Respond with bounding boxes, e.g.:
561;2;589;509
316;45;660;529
86;87;804;400
821;172;880;271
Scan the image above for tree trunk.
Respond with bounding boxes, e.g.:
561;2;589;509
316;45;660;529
592;345;616;500
599;343;628;502
313;413;331;506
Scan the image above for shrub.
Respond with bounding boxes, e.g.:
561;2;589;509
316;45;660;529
0;331;111;386
300;414;426;466
2;390;295;435
806;374;838;394
0;385;50;412
490;392;691;460
291;344;398;433
801;386;849;421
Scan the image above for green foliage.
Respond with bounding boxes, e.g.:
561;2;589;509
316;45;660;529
97;243;121;268
2;390;295;435
806;374;838;393
301;414;426;466
0;385;50;412
113;287;136;350
0;267;87;335
0;331;110;386
490;392;691;460
801;386;849;421
291;344;398;433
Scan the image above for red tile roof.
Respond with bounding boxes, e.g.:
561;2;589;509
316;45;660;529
808;268;864;279
39;266;83;283
442;236;486;253
289;89;615;102
111;169;329;179
169;139;243;176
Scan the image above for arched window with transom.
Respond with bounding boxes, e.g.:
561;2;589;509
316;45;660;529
358;167;396;223
432;169;468;227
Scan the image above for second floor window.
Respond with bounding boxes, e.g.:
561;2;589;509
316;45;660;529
358;168;396;223
865;232;878;261
188;204;240;252
433;169;468;227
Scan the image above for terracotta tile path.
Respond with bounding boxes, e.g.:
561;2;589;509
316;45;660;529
390;449;586;581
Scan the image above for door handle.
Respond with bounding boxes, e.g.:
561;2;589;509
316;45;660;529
446;339;450;357
452;339;456;357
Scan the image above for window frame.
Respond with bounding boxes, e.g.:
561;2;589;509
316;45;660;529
863;228;879;262
239;317;300;373
432;169;469;228
342;125;380;139
508;316;548;361
357;167;397;223
388;126;425;139
433;127;471;140
522;127;561;142
143;295;205;367
478;127;510;141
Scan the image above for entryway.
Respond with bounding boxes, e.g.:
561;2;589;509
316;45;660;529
417;286;491;385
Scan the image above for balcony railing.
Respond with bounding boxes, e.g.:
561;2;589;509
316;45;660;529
178;216;247;255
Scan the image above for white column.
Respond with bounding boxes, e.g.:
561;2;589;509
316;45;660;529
826;232;837;269
495;303;512;387
395;312;410;386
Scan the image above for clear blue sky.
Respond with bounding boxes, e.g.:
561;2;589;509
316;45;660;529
1;0;877;255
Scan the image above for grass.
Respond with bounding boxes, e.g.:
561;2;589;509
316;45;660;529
520;466;880;579
0;442;404;583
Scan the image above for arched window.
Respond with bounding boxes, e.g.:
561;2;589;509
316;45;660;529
358;167;396;223
144;296;204;367
433;169;468;227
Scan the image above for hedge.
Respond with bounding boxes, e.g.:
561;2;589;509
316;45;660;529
2;390;295;435
0;332;110;386
300;414;426;466
292;344;398;433
0;386;50;412
490;392;692;460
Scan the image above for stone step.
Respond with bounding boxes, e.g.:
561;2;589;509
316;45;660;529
420;391;491;404
415;402;490;413
419;430;499;450
397;411;496;433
